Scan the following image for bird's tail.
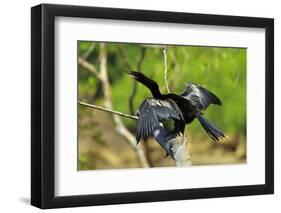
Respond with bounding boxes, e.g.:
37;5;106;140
196;113;225;141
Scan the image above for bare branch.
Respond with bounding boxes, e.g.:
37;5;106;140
163;46;170;93
98;43;150;168
172;134;192;166
78;57;100;79
79;44;191;167
79;101;139;120
80;97;192;166
83;43;96;59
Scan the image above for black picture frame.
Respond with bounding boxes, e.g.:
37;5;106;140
31;3;274;209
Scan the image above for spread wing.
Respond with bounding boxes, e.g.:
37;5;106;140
180;83;221;110
136;98;183;143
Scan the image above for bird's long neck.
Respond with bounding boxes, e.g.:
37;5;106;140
136;75;162;98
151;85;162;98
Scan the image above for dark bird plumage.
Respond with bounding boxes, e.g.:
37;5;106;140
136;98;183;143
181;83;222;110
127;71;225;156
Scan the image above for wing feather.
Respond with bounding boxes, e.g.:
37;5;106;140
136;98;183;143
181;83;221;110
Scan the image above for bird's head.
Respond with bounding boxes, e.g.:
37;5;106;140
126;71;146;80
126;70;162;98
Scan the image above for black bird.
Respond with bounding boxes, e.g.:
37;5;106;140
127;71;225;152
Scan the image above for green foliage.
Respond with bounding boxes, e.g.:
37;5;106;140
78;41;246;144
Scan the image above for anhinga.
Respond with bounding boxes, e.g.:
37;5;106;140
127;71;225;157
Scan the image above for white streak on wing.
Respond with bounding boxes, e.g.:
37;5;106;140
153;129;160;138
147;99;171;108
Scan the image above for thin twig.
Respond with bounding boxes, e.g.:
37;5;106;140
163;46;170;93
79;101;139;120
78;57;100;79
169;49;180;91
83;43;96;59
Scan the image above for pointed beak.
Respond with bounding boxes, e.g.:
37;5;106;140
126;71;137;79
